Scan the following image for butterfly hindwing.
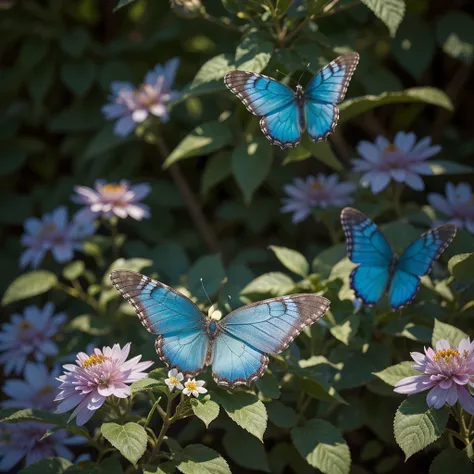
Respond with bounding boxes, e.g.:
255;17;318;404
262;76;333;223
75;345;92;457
304;102;338;143
259;102;302;149
389;224;457;310
221;295;330;354
110;270;209;376
211;331;269;388
350;265;390;306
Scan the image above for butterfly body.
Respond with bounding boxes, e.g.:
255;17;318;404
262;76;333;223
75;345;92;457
224;53;359;149
341;207;456;311
111;270;330;387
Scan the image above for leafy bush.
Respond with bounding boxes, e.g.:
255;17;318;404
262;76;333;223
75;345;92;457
1;0;474;473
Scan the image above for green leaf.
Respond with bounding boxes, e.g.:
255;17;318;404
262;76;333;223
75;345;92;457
177;444;231;474
291;419;351;474
330;316;360;345
188;255;226;298
62;261;85;281
448;253;474;282
373;362;418;387
256;374;281;399
184;53;234;97
340;87;454;123
223;426;270;472
151;243;190;283
360;0;406;37
360;440;384;462
164;121;233;168
392;14;435;80
191;398;220;428
393;394;449;459
83;124;131;161
103;258;152;286
27;61;55;103
436;12;474;64
430;448;473;474
296;370;346;404
19;458;72;474
0;148;27;175
61;59;96;96
60;27;90;57
432;319;468;347
284;138;343;171
216;391;267;441
269;246;309;278
267;401;298;428
427;160;474;175
114;0;136;11
2;270;58;305
201;151;232;195
241;272;294;296
101;422;147;465
234;31;273;73
68;314;110;336
232;138;273;204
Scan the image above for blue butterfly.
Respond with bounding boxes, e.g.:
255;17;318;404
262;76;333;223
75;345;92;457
110;270;330;387
224;53;359;149
340;207;456;311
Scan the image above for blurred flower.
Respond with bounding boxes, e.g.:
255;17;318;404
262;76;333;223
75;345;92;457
0;303;65;375
183;378;207;398
55;343;152;426
2;363;59;411
428;182;474;233
394;338;474;414
20;206;95;269
170;0;203;18
0;422;84;471
281;174;356;224
72;180;151;222
165;368;184;392
353;132;440;194
102;58;181;137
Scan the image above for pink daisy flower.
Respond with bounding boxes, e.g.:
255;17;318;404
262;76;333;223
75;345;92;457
55;343;153;426
394;338;474;414
72;179;151;222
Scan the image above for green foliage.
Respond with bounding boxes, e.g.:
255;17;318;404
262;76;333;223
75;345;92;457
176;444;231;474
191;398;220;428
393;394;449;459
373;362;419;387
432;319;468;347
269;246;309;278
2;271;57;305
19;458;72;474
430;448;473;474
101;422;147;465
360;0;406;37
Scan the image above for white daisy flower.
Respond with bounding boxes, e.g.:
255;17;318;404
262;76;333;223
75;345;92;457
165;369;184;392
183;378;207;398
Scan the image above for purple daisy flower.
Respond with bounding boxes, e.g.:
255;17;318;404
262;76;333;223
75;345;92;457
281;174;356;224
394;338;474;414
20;206;95;269
428;182;474;234
72;180;151;222
2;363;60;411
0;422;84;471
102;58;181;137
0;303;65;375
353;131;441;194
55;343;153;426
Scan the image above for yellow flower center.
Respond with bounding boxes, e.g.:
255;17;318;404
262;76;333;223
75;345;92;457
103;184;125;193
38;385;53;395
433;348;460;362
384;143;398;154
82;354;110;368
311;181;324;190
18;321;31;332
169;376;179;385
185;381;197;391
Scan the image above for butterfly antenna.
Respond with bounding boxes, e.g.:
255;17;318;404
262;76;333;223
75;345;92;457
275;69;297;86
297;63;310;85
200;278;213;306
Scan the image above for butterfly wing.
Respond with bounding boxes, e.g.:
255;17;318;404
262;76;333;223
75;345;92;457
389;224;456;311
224;71;301;148
341;207;395;306
212;294;330;387
110;270;209;376
304;53;359;142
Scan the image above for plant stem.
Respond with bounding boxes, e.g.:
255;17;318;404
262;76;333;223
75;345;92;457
147;393;174;463
458;407;474;458
391;182;403;217
108;217;120;260
55;282;100;313
154;132;220;254
144;397;162;429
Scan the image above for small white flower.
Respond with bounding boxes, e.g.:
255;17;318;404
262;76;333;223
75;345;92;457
165;369;184;392
183;378;207;398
